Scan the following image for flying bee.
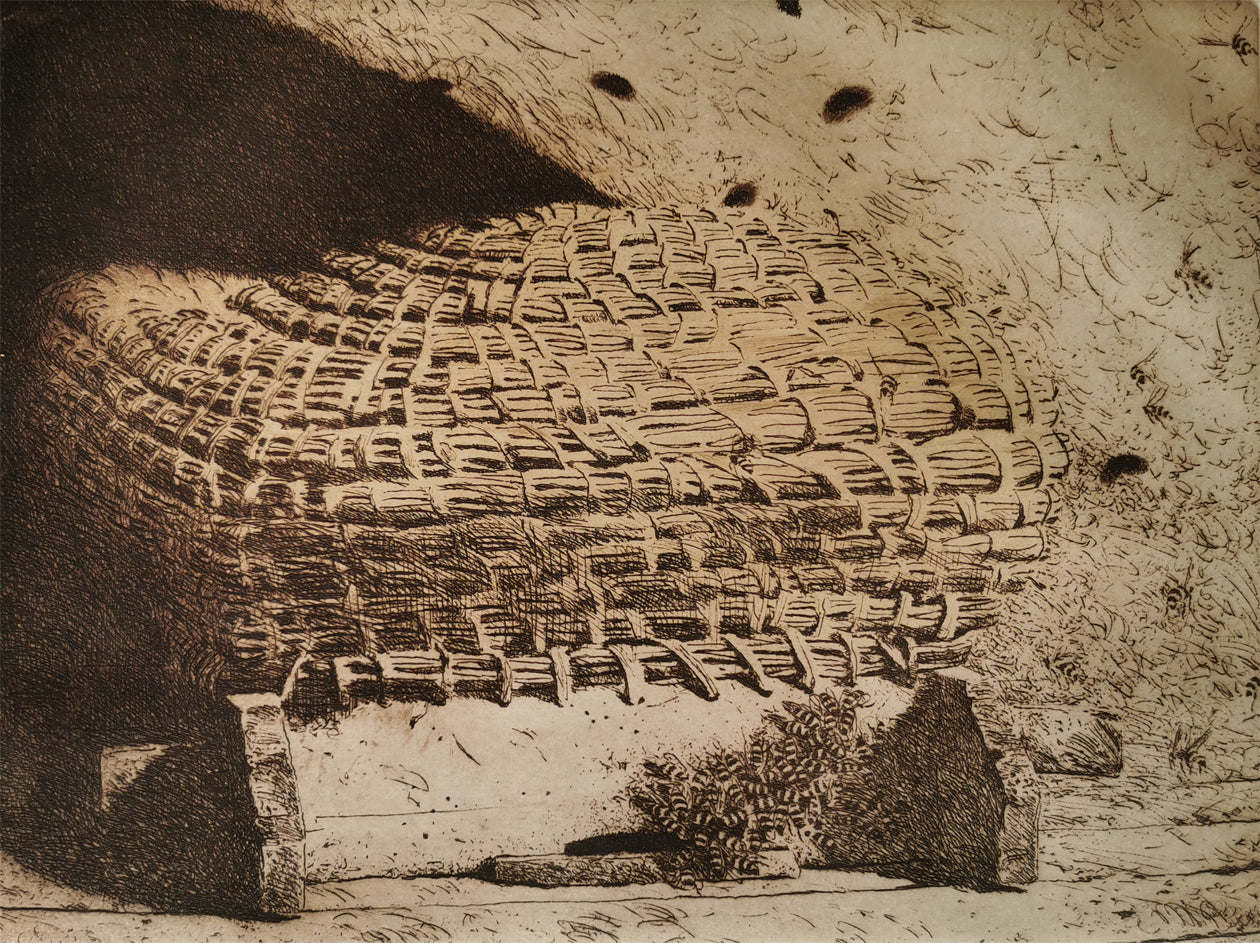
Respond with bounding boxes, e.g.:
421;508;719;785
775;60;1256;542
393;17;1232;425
1130;350;1156;388
1144;386;1172;424
1198;27;1257;62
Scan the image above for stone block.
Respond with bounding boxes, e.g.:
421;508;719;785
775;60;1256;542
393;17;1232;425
1014;705;1123;777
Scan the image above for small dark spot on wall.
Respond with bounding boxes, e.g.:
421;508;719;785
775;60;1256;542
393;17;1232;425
1100;453;1149;485
823;86;873;123
723;182;757;207
776;0;802;16
591;71;635;101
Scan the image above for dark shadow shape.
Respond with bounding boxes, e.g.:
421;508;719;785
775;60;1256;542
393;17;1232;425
2;0;608;911
590;71;636;101
1;0;610;360
776;0;803;17
822;86;873;124
1;707;266;916
565;831;689;856
820;674;1010;890
723;182;759;207
0;405;264;909
1100;453;1149;484
2;414;226;738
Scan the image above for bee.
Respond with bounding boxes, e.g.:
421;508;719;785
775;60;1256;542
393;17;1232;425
1163;578;1190;618
1144;386;1172;424
1130;350;1156;388
1175;240;1213;297
1198;28;1257;63
1243;675;1259;712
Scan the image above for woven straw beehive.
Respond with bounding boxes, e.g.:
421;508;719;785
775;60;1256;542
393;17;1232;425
31;204;1065;718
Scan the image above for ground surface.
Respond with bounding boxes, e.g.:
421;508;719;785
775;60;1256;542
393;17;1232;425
3;858;1258;943
4;758;1258;942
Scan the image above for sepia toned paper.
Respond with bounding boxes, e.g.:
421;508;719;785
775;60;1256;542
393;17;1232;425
2;2;1257;941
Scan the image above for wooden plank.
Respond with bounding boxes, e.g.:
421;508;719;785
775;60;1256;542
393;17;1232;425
493;848;798;887
495;852;664;887
548;645;573;706
229;694;305;916
908;635;973;674
658;639;720;701
607;643;648;705
779;625;818;693
878;633;909;673
491;651;513;707
936;669;1040;885
433;640;455;701
1039;777;1260;832
259;842;305;916
723;635;774;695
